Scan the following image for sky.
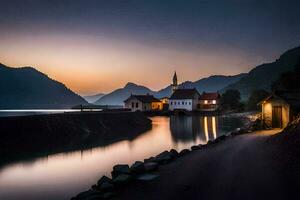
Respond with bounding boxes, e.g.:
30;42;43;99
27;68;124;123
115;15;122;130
0;0;300;95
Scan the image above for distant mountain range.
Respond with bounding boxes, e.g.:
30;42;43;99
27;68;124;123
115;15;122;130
223;46;300;99
95;74;246;105
83;93;105;103
95;46;300;105
1;46;299;108
0;63;87;109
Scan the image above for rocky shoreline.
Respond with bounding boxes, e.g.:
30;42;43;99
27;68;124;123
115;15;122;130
0;111;151;166
71;114;260;200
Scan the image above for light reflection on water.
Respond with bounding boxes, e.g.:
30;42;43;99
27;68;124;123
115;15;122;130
0;116;243;200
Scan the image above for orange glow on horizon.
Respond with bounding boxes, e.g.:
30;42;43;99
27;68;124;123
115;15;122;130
0;32;262;95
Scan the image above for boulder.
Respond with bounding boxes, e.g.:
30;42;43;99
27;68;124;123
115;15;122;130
191;145;201;151
144;157;157;163
76;190;102;200
144;162;159;172
218;135;227;141
111;164;130;178
130;161;145;175
155;151;173;164
97;176;112;186
102;192;116;199
99;182;114;192
112;174;132;185
169;149;179;158
179;149;190;156
135;173;159;181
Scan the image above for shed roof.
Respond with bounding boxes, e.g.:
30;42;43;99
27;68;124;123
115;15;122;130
199;92;221;100
124;94;161;103
261;90;300;108
170;88;200;99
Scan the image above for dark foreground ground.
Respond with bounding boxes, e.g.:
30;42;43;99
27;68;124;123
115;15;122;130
115;129;300;200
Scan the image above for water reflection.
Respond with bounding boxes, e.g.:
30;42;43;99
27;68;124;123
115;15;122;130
0;116;243;200
170;116;221;144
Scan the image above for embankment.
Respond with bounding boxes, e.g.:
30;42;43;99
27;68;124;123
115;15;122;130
0;111;151;165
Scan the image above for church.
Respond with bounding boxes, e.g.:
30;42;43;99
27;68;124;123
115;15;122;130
169;72;220;112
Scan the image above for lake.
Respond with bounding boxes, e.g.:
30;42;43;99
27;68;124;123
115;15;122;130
0;115;243;200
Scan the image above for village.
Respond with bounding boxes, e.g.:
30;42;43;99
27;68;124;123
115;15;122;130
124;72;300;130
124;72;221;113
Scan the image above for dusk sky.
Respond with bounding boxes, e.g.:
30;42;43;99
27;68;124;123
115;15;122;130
1;0;300;95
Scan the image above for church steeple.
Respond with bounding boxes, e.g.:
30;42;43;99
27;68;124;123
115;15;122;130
172;71;178;93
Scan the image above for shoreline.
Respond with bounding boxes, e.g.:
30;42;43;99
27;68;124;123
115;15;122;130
72;112;260;200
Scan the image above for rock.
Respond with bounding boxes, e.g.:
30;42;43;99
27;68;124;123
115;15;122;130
155;151;173;164
144;162;159;172
207;140;214;144
102;192;116;199
111;164;130;178
191;145;201;151
130;161;145;174
169;149;179;158
99;182;114;192
76;190;102;200
135;173;159;181
97;176;112;186
112;174;132;185
218;135;226;141
144;157;157;163
179;149;190;156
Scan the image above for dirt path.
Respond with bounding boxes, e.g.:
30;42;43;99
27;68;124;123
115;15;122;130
116;129;299;200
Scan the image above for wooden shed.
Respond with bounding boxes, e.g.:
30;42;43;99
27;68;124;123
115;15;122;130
260;91;300;128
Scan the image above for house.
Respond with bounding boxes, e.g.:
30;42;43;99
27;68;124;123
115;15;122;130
199;92;221;111
124;94;163;111
169;88;200;111
260;90;300;128
160;97;169;110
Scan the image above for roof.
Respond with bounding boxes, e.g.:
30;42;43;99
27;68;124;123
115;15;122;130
199;92;221;100
260;90;300;108
124;94;161;103
170;88;200;99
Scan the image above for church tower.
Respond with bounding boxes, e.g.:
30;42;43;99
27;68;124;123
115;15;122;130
172;71;178;93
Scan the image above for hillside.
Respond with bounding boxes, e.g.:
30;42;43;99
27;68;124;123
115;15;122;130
96;74;246;105
83;93;105;103
95;82;154;105
0;63;87;109
223;46;300;99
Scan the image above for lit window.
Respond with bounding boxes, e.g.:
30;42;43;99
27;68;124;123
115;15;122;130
212;100;216;104
204;100;208;104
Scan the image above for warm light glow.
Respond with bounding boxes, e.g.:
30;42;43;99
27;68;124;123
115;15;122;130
204;117;209;142
204;100;208;104
212;100;216;104
212;117;217;139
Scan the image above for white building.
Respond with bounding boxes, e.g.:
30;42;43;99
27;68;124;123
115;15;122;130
169;88;200;111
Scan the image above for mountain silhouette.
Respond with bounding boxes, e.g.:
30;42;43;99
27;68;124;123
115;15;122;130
0;63;87;109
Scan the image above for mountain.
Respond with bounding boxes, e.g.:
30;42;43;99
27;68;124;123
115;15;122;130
0;63;87;109
155;74;246;98
223;46;300;99
95;82;154;105
95;74;246;105
83;93;105;103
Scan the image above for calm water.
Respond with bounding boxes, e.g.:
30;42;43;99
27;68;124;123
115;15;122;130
0;115;243;200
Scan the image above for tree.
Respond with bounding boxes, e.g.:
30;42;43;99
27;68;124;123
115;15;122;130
221;89;241;110
247;89;270;111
